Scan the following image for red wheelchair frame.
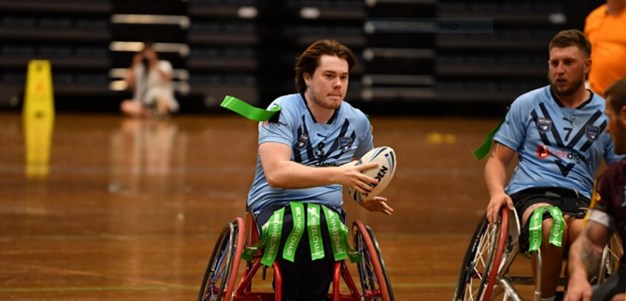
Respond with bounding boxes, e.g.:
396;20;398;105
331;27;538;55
198;212;394;301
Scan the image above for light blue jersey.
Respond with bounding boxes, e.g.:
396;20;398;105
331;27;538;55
495;86;622;199
247;93;374;215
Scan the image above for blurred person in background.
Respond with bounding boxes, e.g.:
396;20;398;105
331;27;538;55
584;0;626;97
120;42;179;117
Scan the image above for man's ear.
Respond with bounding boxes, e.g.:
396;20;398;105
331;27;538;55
620;106;626;124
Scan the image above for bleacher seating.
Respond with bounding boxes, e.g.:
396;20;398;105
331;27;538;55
0;0;596;114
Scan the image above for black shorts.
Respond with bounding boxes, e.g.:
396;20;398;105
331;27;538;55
510;187;590;253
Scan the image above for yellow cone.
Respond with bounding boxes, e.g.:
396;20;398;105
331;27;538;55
23;60;54;179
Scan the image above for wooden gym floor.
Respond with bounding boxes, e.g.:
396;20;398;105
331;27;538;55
0;112;515;300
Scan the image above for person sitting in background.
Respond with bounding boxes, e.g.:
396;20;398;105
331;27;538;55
120;42;179;117
584;0;626;97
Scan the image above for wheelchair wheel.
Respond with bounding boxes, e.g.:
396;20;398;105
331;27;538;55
597;233;624;283
198;217;245;301
353;220;394;301
453;208;509;301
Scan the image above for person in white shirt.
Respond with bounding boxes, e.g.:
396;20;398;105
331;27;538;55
120;42;179;117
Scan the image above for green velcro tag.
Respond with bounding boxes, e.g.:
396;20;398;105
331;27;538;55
241;220;267;261
282;202;305;262
307;204;325;261
527;206;565;253
243;203;361;266
220;95;280;122
261;208;284;266
471;122;502;160
472;105;510;160
322;206;361;263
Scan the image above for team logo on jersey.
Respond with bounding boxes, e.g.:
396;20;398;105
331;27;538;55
295;133;309;150
536;117;552;133
585;125;600;141
337;137;353;151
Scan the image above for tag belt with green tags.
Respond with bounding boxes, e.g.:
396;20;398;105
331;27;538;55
527;206;565;253
242;202;361;266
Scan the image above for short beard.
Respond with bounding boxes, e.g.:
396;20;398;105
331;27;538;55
548;72;585;97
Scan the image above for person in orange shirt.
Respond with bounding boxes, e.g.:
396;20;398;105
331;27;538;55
584;0;626;97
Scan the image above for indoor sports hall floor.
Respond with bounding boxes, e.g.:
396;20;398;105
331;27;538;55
0;112;523;300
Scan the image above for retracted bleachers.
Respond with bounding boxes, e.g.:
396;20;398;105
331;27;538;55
0;0;598;114
435;0;568;109
361;0;437;110
187;0;260;110
0;0;112;111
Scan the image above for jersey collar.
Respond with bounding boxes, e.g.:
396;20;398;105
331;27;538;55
549;87;594;109
300;92;339;124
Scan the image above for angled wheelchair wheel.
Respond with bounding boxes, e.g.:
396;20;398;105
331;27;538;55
597;233;624;283
453;208;509;301
352;220;394;301
198;217;245;301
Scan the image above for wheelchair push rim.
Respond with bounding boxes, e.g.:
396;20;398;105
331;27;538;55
453;208;509;301
198;218;245;301
353;220;395;301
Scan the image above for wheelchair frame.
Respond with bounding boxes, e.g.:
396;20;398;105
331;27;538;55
197;212;395;301
453;207;624;301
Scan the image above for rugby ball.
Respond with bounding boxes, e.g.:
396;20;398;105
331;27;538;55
345;146;397;202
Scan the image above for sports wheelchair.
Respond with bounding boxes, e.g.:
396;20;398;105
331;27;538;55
453;207;623;301
197;211;395;301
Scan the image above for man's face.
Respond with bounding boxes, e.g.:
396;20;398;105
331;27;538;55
605;96;626;154
548;46;590;97
303;55;349;110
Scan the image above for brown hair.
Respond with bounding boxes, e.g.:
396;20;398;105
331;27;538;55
294;39;356;93
548;29;591;58
605;77;626;114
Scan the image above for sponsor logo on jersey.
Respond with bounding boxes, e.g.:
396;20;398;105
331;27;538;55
535;145;589;164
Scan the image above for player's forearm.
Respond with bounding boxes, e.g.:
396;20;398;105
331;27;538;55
484;157;507;197
568;234;603;279
265;161;340;189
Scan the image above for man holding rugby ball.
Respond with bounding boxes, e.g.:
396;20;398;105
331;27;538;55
246;39;393;301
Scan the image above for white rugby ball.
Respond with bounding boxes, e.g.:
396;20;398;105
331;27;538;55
345;146;397;202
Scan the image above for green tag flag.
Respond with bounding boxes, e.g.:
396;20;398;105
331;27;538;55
243;208;286;267
307;204;325;260
283;202;305;262
472;105;511;160
471;123;501;160
322;206;361;263
220;95;280;122
527;206;564;253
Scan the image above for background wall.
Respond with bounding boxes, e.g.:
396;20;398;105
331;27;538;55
0;0;605;116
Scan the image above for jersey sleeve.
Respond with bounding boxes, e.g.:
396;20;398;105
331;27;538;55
354;110;374;158
258;100;296;147
587;172;617;230
493;97;528;151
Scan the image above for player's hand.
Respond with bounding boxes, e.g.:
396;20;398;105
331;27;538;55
563;273;592;301
486;192;513;224
359;196;393;215
337;162;378;195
